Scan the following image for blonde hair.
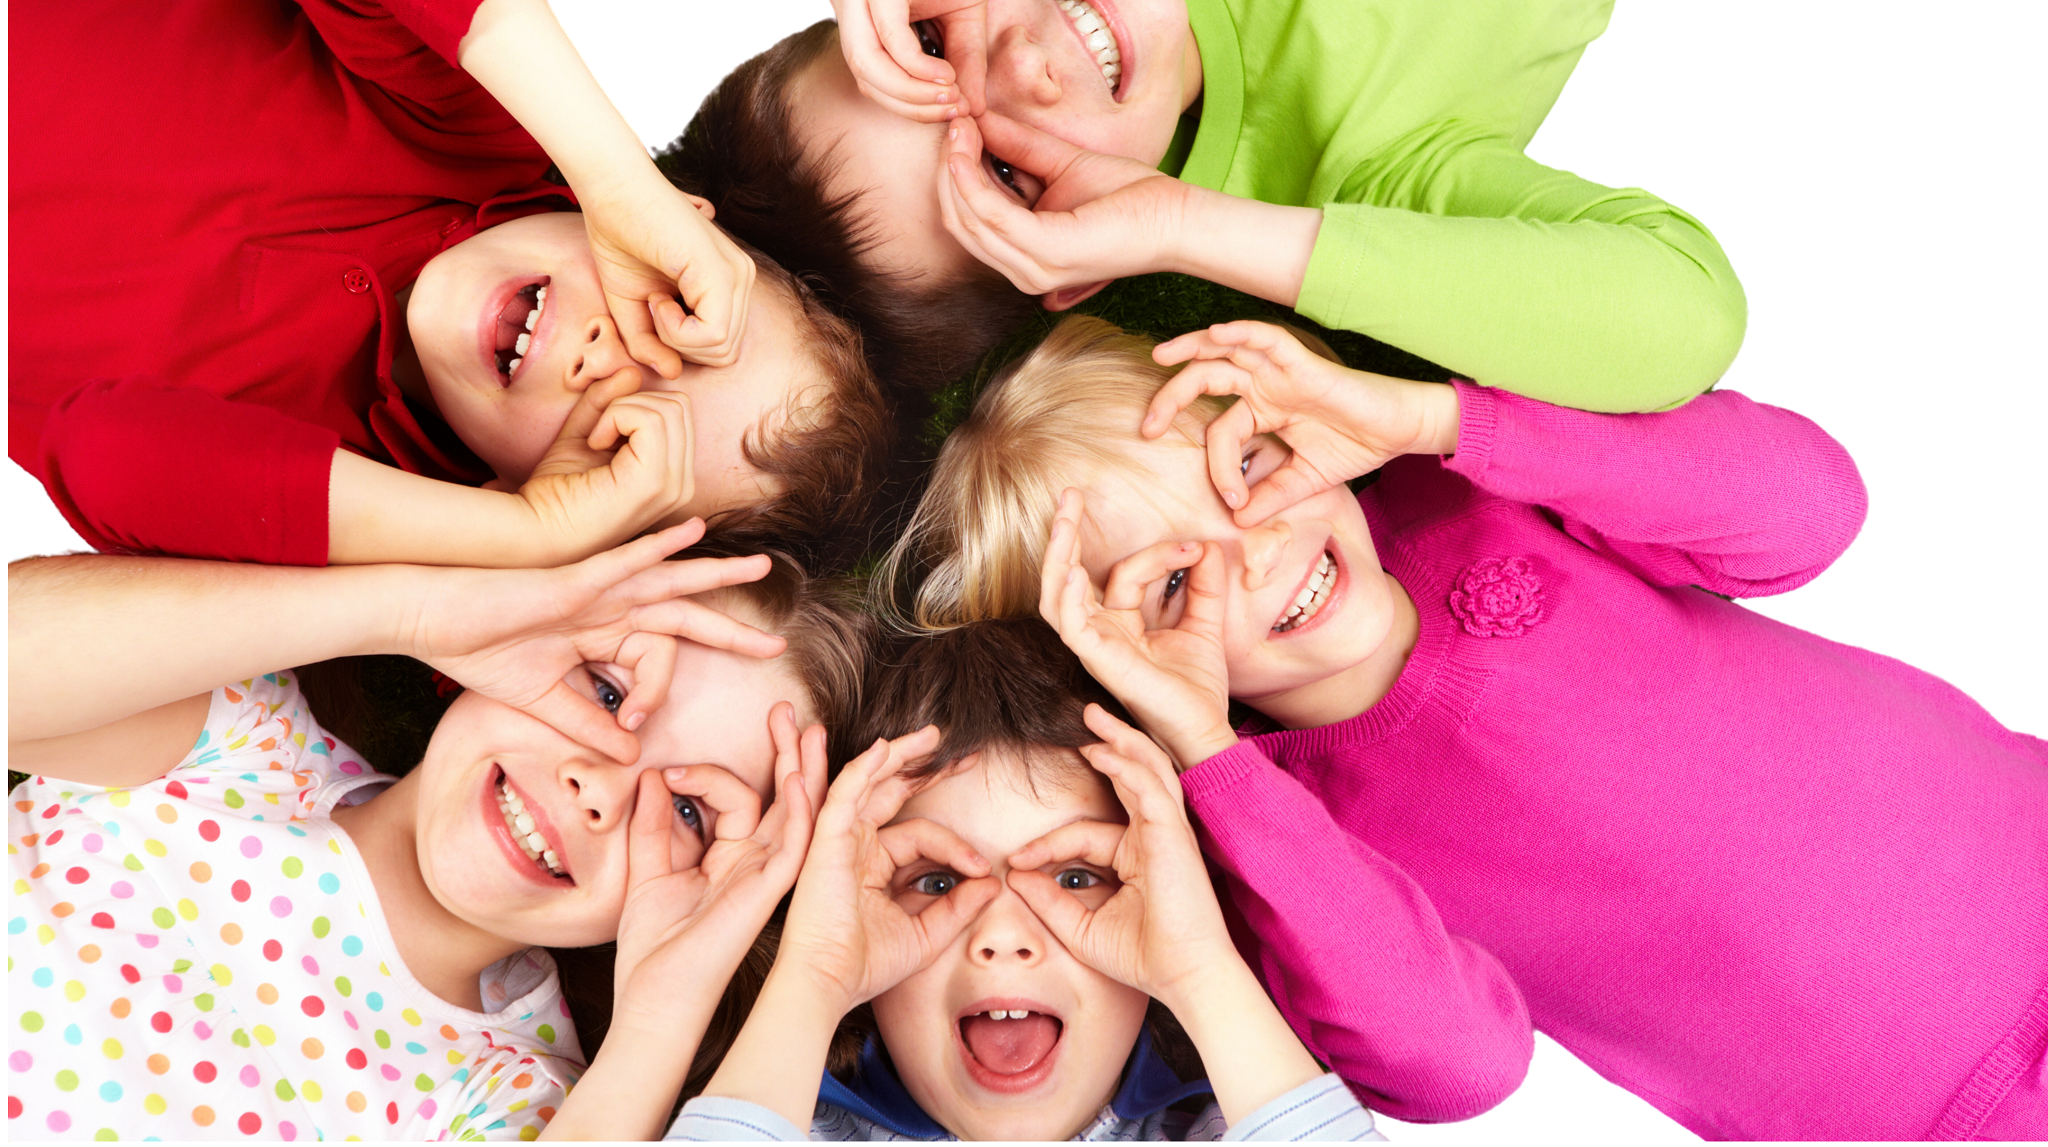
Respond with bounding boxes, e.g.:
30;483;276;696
881;316;1230;631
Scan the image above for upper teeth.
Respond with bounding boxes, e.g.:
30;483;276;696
507;286;547;378
497;777;564;876
1274;552;1336;632
1056;0;1121;88
986;1010;1033;1020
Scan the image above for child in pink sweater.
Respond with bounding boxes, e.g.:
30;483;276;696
888;316;2048;1140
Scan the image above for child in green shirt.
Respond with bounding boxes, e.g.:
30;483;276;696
668;0;1743;411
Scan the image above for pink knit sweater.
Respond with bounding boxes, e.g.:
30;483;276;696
1181;383;2048;1140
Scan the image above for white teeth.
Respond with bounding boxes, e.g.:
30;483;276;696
535;285;547;307
986;1010;1032;1020
1056;0;1120;91
507;356;522;374
514;332;531;356
1274;552;1337;632
523;307;538;332
1073;9;1102;32
496;777;565;877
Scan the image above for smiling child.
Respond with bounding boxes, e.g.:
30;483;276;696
12;0;892;572
887;315;2048;1138
8;525;864;1140
668;0;1742;410
665;620;1380;1141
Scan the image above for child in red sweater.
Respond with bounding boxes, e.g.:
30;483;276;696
887;316;2048;1138
11;0;888;571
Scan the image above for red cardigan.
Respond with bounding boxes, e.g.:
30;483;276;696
9;0;566;564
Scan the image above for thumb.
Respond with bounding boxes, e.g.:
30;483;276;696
562;368;644;446
974;110;1085;186
1007;869;1093;952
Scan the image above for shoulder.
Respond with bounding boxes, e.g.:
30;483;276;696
166;672;381;823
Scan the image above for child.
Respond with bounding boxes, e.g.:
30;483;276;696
666;620;1380;1141
7;522;861;1140
666;0;1742;409
888;316;2048;1139
11;0;892;573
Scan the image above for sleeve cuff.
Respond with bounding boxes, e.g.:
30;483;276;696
665;1096;808;1142
1222;1074;1384;1142
1441;379;1499;485
1178;739;1277;804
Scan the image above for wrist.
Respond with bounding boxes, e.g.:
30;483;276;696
1415;380;1463;455
1170;188;1320;307
1163;725;1239;773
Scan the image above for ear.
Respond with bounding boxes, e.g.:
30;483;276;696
1042;281;1112;312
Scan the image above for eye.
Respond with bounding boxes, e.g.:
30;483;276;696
1241;454;1254;477
1161;567;1187;604
914;19;945;58
670;793;703;835
912;871;959;896
987;155;1027;201
1055;868;1101;891
587;669;624;715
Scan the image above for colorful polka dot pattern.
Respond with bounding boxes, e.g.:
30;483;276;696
10;676;582;1140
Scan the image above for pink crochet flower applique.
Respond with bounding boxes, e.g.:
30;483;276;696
1448;556;1546;637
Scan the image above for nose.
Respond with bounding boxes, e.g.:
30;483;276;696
555;755;636;834
1239;519;1293;591
966;884;1048;967
567;314;635;392
987;22;1062;107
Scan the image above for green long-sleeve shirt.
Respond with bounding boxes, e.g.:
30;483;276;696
1163;0;1744;410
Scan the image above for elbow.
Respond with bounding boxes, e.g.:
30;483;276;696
1645;271;1749;413
1358;1032;1533;1123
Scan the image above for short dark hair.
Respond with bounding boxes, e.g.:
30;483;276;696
714;241;899;575
658;21;1037;399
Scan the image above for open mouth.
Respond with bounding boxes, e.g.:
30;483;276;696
492;281;549;386
1055;0;1123;95
490;765;570;883
1273;549;1337;633
957;1004;1064;1093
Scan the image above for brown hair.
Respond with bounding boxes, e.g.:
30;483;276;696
658;21;1038;399
824;619;1205;1087
714;241;900;575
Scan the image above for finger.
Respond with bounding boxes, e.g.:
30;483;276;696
1078;742;1183;823
523;677;640;764
1037;489;1086;623
612;551;771;605
564;521;708;596
610;631;678;733
1005;818;1123;872
871;0;955;89
1202;393;1258;511
610;288;684;381
1004;869;1092;953
1101;539;1201;612
824;726;941;828
1237;459;1340;527
972;111;1085;187
663;763;766;841
761;749;818;891
627;769;679;885
1140;357;1229;439
852;727;946;827
1080;704;1178;785
799;722;830;813
558;367;646;447
939;121;1052;292
910;874;1001;952
878;818;991;878
940;5;988;116
626;595;788;660
840;0;958;112
1175;542;1229;644
665;226;753;368
586;388;668;454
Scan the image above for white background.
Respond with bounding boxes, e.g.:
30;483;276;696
6;1;2043;1141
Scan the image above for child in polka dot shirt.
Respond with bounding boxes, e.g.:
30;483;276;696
9;525;840;1141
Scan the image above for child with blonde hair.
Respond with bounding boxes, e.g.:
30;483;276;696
886;315;2048;1138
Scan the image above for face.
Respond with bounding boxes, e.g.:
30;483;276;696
408;212;818;516
1078;430;1399;710
872;750;1150;1141
791;0;1200;283
409;609;809;949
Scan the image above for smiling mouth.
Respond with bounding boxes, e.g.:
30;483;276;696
494;770;568;879
493;282;549;385
1055;0;1122;92
1274;550;1337;633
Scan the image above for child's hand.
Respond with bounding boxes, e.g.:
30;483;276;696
1007;705;1238;1006
611;705;827;1028
1149;321;1462;526
832;0;988;121
580;177;757;374
1039;490;1238;769
774;728;1001;1011
512;369;699;564
938;113;1189;308
410;522;787;764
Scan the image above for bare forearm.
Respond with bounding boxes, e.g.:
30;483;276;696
697;965;844;1132
458;0;661;202
1158;959;1324;1127
328;450;555;567
8;555;411;742
540;1016;705;1141
1168;188;1323;308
